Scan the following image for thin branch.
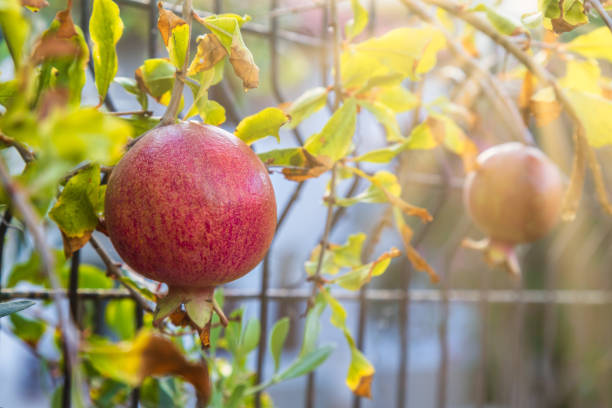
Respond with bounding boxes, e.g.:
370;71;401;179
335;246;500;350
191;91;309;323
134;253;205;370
0;133;35;163
422;0;609;216
0;157;79;367
107;110;152;117
88;236;155;312
401;0;534;145
310;163;338;300
62;163;113;184
589;0;612;33
330;0;343;109
159;0;193;126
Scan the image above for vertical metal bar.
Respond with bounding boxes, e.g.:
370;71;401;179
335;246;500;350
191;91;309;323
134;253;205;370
476;265;490;408
80;0;91;45
62;249;80;408
131;304;144;408
436;259;450;408
148;0;158;58
0;210;12;287
255;0;278;385
68;250;81;326
0;210;12;345
396;261;412;408
511;279;525;408
351;6;376;407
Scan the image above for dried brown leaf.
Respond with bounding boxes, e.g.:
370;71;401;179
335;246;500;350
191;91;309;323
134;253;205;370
353;374;373;398
229;36;259;89
156;2;186;47
398;223;439;283
61;230;92;259
187;34;227;76
21;0;48;11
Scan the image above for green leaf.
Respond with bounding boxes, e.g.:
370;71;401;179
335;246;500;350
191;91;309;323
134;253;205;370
286;87;329;129
0;79;18;108
0;0;28;69
276;345;335;382
0;299;35;318
200;14;251;51
304;98;357;162
10;313;46;347
135;58;176;104
471;4;522;36
235;107;289;145
49;165;101;239
540;0;561;18
372;85;419;112
269;317;290;372
114;77;148;110
44;107;133;165
90;0;124;101
304;233;366;276
226;384;247;408
333;258;392;290
341;27;445;89
33;9;89;105
358;99;403;141
345;0;368;41
300;293;326;357
106;299;136;340
335;171;400;206
185;297;213;329
241;317;261;354
320;290;374;398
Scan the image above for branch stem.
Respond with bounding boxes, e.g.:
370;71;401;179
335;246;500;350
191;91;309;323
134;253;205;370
89;236;155;312
0;157;79;367
159;0;193;126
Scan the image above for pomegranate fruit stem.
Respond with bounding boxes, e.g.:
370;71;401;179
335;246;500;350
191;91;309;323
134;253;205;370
159;0;193;126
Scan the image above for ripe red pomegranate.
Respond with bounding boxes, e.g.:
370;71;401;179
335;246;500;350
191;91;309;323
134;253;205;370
463;142;564;275
105;122;276;327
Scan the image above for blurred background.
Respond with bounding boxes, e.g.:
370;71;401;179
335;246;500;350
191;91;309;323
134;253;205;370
4;0;612;407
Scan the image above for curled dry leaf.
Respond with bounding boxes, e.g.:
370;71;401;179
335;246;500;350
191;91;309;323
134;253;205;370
31;8;84;64
396;217;439;283
229;33;259;89
21;0;48;12
84;331;212;405
156;2;186;47
188;34;227;76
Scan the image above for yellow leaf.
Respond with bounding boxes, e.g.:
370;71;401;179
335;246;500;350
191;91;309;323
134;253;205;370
530;86;562;127
84;330;211;404
560;59;601;95
565;88;612;147
566;27;612;63
341;27;446;89
393;207;438;282
157;3;189;69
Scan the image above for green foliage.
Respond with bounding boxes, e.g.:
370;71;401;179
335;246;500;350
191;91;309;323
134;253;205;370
49;165;103;240
0;299;35;318
90;0;123;101
304;98;357;162
235;107;289;144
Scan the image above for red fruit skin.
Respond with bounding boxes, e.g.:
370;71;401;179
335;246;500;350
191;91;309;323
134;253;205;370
463;142;564;244
104;122;277;289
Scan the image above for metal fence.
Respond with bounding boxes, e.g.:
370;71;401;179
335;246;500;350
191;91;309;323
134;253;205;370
2;1;612;407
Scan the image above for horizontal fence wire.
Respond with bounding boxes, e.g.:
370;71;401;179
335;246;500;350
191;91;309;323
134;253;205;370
5;287;612;304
